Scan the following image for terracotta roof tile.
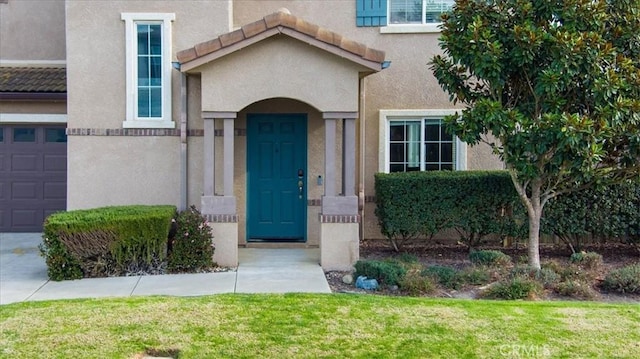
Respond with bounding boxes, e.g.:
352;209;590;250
0;67;66;93
177;9;386;71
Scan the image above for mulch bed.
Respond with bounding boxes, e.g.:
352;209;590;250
325;240;640;302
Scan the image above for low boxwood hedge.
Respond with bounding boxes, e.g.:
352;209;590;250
40;205;176;280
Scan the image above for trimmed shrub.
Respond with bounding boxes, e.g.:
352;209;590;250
556;280;598;300
354;260;407;286
483;278;542;300
374;171;526;251
399;270;436;295
167;206;215;273
570;252;603;270
459;267;492;286
602;264;640;294
542;180;640;252
423;265;463;289
469;250;512;266
40;205;175;280
510;266;559;289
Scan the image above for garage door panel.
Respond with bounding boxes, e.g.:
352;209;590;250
11;209;41;227
43;154;67;171
44;182;66;200
11;154;40;171
0;125;67;232
11;182;39;200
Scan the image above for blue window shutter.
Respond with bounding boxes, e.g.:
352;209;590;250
356;0;387;27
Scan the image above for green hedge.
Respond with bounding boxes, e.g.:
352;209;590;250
541;180;640;253
40;205;176;280
374;171;525;250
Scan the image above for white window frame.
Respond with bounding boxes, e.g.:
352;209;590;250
121;13;175;129
381;0;453;34
378;109;467;173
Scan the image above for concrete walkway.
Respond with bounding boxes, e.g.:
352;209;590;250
0;233;330;305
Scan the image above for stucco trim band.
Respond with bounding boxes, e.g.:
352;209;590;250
65;128;249;137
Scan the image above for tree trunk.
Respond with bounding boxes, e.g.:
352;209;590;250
509;171;543;270
527;204;542;269
527;180;543;270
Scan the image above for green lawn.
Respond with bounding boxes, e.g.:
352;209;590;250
1;294;638;358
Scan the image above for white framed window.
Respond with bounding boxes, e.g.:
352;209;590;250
381;0;454;33
379;110;467;173
121;13;175;128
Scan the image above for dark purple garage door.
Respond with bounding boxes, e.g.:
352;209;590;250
0;125;67;232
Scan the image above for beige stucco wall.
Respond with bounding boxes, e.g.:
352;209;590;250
0;0;66;61
67;136;181;209
65;1;230;209
196;36;364;113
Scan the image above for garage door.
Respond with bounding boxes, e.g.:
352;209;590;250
0;125;67;232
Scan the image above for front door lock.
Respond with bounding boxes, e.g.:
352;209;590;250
297;169;304;199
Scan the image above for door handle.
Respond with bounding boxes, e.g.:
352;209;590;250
297;169;304;199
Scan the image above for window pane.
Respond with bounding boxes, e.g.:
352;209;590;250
425;143;439;162
441;143;453;162
0;127;3;142
390;0;423;24
441;164;453;171
138;88;150;117
390;124;405;141
137;57;149;86
45;128;67;143
137;24;149;55
425;123;440;141
14;128;36;142
150;88;162;117
149;25;162;55
426;164;440;171
150;56;162;86
389;143;405;162
425;0;454;23
390;164;405;173
441;125;453;141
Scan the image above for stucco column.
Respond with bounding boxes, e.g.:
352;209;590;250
342;118;356;197
321;112;358;215
324;117;337;197
203;117;215;196
201;111;237;215
223;118;234;196
320;112;360;271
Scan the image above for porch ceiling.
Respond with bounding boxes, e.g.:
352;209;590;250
176;9;386;73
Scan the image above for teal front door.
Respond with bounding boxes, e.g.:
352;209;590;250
247;114;307;241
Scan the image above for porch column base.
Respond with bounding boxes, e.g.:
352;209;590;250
321;195;358;215
201;195;236;215
319;214;360;271
206;216;238;268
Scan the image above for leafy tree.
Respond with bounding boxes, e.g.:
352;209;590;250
430;0;640;268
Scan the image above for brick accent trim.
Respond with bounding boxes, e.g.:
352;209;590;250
365;195;376;203
307;199;322;206
319;214;361;223
66;128;248;137
204;214;238;223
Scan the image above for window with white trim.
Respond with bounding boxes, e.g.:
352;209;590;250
379;110;466;173
389;0;454;24
121;13;175;128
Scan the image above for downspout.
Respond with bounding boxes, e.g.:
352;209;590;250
179;72;188;211
358;76;366;241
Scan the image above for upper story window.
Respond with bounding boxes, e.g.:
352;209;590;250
356;0;452;33
389;0;454;25
379;110;467;173
121;13;175;129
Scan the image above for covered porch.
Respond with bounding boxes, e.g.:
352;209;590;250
176;9;386;270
